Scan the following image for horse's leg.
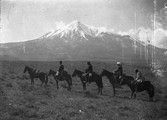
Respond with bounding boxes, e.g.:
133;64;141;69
147;89;153;102
82;82;84;91
83;82;86;91
31;77;34;85
149;85;154;102
67;80;70;91
40;78;44;86
69;77;72;91
150;96;153;102
45;75;48;86
30;77;32;85
98;88;101;94
66;79;71;91
100;88;102;95
70;77;72;86
82;81;85;90
148;90;152;102
134;92;136;99
41;80;44;86
56;80;59;89
84;83;86;90
130;91;133;98
112;83;116;97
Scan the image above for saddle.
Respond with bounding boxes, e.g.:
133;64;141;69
82;72;93;83
56;70;67;76
136;79;143;83
82;73;87;76
56;70;68;80
132;79;143;86
82;72;93;77
89;73;92;77
56;71;59;76
34;69;40;74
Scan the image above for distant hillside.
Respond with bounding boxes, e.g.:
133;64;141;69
0;21;166;68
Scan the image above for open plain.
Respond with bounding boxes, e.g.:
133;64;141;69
0;61;167;120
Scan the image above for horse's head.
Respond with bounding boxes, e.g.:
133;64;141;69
72;69;77;77
48;69;55;76
24;66;28;73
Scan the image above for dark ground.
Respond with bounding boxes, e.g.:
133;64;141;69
0;61;167;120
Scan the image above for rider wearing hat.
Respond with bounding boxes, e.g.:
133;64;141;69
134;69;145;92
115;62;123;84
135;69;145;83
58;61;64;77
85;62;93;83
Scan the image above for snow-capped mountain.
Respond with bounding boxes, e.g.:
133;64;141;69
0;21;166;68
41;20;102;40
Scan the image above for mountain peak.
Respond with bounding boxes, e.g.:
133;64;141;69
65;20;83;31
41;20;100;40
72;20;81;25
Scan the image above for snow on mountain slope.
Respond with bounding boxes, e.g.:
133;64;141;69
0;20;166;64
41;20;102;40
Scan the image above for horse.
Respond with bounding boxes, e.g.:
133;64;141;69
48;69;72;91
23;66;48;86
100;69;116;96
72;69;87;90
120;75;154;102
86;71;103;95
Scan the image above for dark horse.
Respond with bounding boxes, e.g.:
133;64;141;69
86;72;103;95
72;69;87;90
120;75;154;102
48;69;72;91
100;69;116;96
23;66;48;86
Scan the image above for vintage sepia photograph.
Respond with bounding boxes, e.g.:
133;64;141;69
0;0;167;119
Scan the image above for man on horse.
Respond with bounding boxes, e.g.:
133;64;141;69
135;69;145;83
134;69;145;91
114;62;123;84
85;62;93;83
57;61;64;80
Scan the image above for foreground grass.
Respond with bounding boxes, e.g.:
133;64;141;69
0;61;167;120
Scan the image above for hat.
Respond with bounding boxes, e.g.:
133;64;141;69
117;62;121;65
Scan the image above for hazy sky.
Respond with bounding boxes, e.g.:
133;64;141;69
1;0;167;43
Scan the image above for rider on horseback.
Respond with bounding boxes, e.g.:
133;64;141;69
135;69;145;82
115;62;123;84
134;69;145;91
57;61;64;80
85;62;93;83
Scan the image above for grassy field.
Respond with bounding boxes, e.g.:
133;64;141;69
0;61;167;120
